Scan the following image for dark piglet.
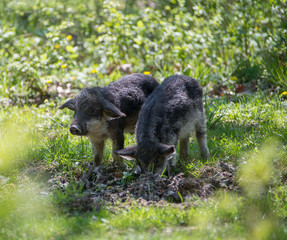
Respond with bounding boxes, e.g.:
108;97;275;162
59;73;159;165
115;75;209;174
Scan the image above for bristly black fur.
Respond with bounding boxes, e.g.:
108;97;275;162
115;75;209;174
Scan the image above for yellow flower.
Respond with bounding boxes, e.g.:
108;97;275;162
255;26;259;31
279;91;287;98
144;71;151;75
72;76;76;80
61;64;67;69
46;79;52;84
91;69;98;74
44;99;49;103
230;76;238;81
55;44;60;49
67;35;73;40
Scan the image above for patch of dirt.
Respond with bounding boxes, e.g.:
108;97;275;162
43;161;238;212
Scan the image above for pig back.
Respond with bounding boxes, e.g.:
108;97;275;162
103;73;159;116
137;75;204;142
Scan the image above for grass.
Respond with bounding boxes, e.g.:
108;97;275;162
1;92;287;239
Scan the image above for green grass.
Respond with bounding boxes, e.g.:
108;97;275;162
205;94;287;161
1;93;287;239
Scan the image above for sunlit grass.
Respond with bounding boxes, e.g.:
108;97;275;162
204;94;287;163
1;93;287;239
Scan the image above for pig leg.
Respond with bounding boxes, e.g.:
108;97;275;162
179;137;189;160
111;130;125;164
90;139;105;165
167;138;179;168
195;123;209;160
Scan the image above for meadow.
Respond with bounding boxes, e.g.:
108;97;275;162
1;0;287;239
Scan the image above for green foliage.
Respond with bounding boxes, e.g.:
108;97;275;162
0;0;286;105
121;170;135;184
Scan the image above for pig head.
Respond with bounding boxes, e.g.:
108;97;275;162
59;87;125;136
59;87;126;165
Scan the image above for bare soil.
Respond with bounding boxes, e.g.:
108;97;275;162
42;161;238;212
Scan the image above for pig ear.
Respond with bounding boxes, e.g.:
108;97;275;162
103;100;126;120
114;146;137;161
59;99;76;111
158;144;176;159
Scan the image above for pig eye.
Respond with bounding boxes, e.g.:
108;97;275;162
86;108;98;117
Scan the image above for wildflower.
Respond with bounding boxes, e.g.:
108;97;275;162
144;71;151;75
279;91;287;98
72;76;76;80
67;35;73;40
61;64;67;69
91;69;98;74
230;76;238;81
55;44;60;49
44;99;49;103
46;79;52;84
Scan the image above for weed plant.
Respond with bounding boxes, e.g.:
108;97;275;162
0;0;286;104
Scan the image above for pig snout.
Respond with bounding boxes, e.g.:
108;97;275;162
69;124;82;135
134;165;142;175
